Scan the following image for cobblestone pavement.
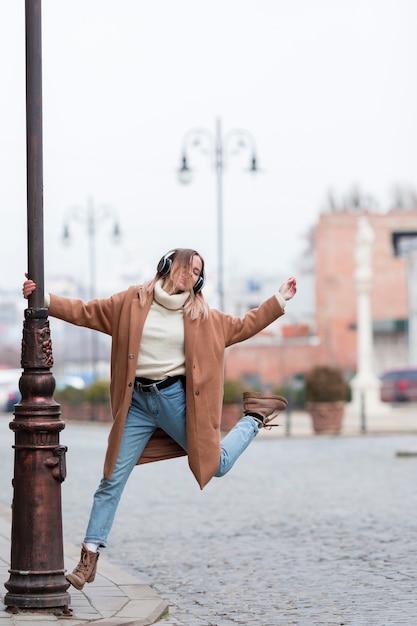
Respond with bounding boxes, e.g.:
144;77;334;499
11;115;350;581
1;415;417;625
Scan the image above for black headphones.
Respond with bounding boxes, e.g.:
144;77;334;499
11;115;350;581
157;249;205;294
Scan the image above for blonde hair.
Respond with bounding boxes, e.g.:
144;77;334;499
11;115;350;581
137;249;209;320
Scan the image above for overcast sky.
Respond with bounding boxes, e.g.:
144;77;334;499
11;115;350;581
1;0;417;299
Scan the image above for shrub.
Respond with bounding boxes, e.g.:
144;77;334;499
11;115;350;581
54;379;110;404
223;379;246;404
86;379;110;403
305;366;348;403
54;385;86;404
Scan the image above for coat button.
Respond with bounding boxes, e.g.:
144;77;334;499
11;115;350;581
195;390;200;396
128;354;134;359
128;382;133;387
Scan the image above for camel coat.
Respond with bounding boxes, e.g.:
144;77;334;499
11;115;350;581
49;287;284;489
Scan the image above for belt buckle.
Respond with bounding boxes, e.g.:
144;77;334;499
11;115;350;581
137;379;160;393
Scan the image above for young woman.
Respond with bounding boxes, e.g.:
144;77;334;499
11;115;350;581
23;248;297;590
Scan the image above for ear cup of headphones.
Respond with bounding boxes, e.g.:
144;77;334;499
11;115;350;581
193;271;205;294
157;250;177;276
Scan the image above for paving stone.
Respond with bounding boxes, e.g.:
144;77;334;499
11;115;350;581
2;415;417;624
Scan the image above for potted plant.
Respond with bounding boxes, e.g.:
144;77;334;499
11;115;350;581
85;379;112;421
221;379;246;432
305;366;348;434
56;379;112;422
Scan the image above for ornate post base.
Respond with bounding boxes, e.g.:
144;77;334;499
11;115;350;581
4;309;70;608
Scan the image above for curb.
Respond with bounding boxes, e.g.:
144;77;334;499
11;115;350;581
0;504;169;626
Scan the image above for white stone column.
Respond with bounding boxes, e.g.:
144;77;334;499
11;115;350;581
349;217;388;417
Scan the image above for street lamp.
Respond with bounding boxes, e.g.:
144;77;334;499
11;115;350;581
5;0;70;609
63;197;121;380
178;117;259;311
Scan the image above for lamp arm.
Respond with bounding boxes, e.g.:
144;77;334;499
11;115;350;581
180;127;216;167
223;128;258;169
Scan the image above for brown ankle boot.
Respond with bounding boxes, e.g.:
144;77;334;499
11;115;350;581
66;543;99;590
243;391;288;427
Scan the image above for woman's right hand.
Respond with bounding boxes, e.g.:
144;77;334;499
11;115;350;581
23;273;36;299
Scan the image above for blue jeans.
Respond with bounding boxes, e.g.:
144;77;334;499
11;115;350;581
84;380;259;547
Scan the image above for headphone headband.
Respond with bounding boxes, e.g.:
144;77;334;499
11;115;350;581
156;249;205;294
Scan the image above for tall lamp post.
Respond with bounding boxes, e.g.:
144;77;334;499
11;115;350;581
63;197;121;380
178;117;258;311
5;0;70;609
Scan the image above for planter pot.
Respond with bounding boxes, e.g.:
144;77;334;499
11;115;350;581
59;401;113;422
306;401;345;434
221;403;242;432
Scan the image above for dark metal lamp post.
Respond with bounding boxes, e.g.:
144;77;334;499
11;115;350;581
178;117;258;311
4;0;70;609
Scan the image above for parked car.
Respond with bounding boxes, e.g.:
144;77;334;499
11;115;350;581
0;368;21;412
380;368;417;402
6;390;21;412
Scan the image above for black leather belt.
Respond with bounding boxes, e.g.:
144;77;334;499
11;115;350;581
135;375;184;393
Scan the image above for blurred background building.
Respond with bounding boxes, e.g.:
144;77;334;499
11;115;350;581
1;203;416;393
224;204;417;390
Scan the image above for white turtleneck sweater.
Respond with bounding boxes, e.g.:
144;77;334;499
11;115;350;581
135;279;189;380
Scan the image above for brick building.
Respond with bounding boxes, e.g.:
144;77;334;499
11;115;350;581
225;208;417;390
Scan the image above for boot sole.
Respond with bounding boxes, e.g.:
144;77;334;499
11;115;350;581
66;573;85;590
66;570;96;590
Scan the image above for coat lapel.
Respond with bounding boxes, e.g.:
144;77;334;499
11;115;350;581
184;312;200;357
128;293;152;360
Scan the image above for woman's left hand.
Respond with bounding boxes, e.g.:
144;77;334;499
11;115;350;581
279;277;297;301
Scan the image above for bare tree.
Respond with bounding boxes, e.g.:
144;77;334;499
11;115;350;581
389;185;417;210
342;186;379;212
322;186;379;213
